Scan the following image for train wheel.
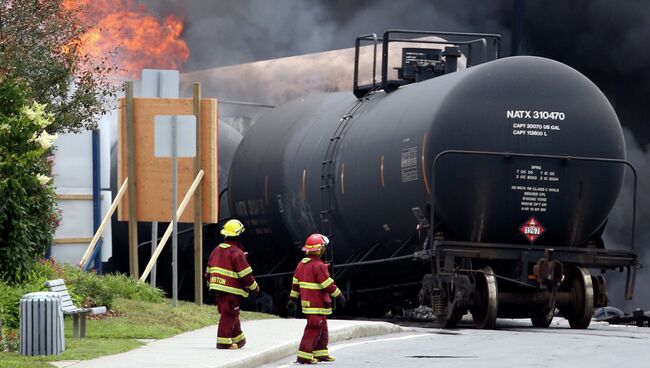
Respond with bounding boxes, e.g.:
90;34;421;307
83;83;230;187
471;266;498;329
560;266;594;329
530;311;553;328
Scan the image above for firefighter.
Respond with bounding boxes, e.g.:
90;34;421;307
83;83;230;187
205;219;259;349
287;233;347;364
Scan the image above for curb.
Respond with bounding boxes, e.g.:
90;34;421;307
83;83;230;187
216;321;404;368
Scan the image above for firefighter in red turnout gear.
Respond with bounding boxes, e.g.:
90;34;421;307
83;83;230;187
287;234;347;364
205;219;259;349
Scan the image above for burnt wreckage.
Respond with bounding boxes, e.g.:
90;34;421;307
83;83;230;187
226;30;640;329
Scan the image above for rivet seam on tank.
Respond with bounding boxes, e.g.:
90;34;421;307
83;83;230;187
301;169;307;201
422;132;430;194
380;155;385;188
264;175;269;206
340;163;345;194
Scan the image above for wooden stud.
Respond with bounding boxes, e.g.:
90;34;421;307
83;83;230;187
125;81;139;279
53;238;94;244
56;194;103;200
193;83;203;305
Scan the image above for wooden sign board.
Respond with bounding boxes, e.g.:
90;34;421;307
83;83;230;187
117;98;218;223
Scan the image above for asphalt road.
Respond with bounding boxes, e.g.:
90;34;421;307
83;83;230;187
261;318;650;368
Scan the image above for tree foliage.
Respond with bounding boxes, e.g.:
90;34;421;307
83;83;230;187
0;0;117;282
0;0;117;133
0;79;60;283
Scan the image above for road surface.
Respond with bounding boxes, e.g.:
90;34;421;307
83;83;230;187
261;318;650;368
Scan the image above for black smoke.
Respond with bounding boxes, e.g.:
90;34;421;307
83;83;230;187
141;0;650;309
141;0;649;144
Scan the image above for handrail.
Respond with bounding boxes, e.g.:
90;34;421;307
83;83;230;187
429;150;638;251
353;33;379;97
380;29;501;90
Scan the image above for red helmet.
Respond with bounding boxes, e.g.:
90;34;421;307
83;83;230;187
302;233;329;253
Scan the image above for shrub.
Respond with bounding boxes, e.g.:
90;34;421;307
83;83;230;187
0;259;63;329
0;258;164;332
61;264;165;309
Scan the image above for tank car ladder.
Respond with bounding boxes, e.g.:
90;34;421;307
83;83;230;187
319;87;379;244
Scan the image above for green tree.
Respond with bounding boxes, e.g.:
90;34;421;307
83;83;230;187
0;80;60;283
0;0;117;282
0;0;117;133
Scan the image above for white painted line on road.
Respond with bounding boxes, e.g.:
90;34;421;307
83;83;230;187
271;334;430;368
274;362;295;368
330;333;430;352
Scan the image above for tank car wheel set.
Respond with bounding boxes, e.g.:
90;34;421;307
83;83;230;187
226;30;640;330
560;266;595;329
470;267;498;329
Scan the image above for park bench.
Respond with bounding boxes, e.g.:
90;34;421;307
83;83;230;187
44;279;107;338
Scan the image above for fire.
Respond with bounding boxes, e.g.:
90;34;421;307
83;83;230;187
63;0;190;79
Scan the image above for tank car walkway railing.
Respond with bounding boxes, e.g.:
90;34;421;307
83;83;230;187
430;150;639;250
353;30;501;97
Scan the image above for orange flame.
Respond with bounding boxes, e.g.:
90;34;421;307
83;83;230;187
63;0;190;79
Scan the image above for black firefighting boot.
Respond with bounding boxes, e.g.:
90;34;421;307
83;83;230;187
296;357;319;364
237;338;246;349
316;355;336;362
216;343;239;350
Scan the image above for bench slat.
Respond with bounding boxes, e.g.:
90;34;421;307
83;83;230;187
44;279;105;316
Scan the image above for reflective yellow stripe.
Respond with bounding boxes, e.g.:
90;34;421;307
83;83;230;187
320;277;334;288
238;266;252;277
247;281;258;290
209;284;249;297
313;349;329;357
207;266;239;278
232;333;246;343
207;266;253;279
299;281;322;290
301;258;311;263
290;290;300;298
331;288;341;297
292;277;299;284
297;350;313;359
302;307;332;315
217;337;233;344
218;243;231;248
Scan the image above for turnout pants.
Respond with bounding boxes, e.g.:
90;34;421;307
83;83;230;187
297;314;330;362
215;291;246;348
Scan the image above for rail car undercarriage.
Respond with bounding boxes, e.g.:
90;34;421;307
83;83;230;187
420;240;638;329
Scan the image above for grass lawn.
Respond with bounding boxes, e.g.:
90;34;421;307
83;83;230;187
0;297;275;367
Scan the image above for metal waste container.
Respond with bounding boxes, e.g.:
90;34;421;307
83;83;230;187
20;292;65;356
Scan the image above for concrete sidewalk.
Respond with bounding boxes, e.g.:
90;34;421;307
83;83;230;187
53;319;404;368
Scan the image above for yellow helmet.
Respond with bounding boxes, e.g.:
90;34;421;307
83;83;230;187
221;219;245;237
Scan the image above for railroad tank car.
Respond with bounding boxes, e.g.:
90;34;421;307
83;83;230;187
227;30;639;328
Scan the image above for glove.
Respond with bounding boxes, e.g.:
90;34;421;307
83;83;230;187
251;286;260;295
286;299;297;314
336;294;347;308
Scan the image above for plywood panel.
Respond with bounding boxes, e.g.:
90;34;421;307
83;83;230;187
117;98;218;223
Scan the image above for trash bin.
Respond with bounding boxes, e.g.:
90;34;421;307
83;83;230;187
20;292;65;356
